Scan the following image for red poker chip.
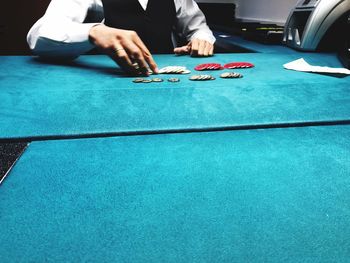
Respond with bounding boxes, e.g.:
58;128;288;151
194;63;209;71
194;63;211;71
224;62;254;69
195;63;223;71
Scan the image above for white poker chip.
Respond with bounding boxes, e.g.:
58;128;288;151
220;72;243;79
132;78;145;83
159;66;191;74
189;74;215;81
168;77;180;82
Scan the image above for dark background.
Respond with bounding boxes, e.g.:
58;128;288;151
0;1;238;55
0;0;50;55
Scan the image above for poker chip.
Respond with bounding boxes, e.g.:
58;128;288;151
168;78;180;82
189;75;215;81
220;72;243;79
132;78;146;83
151;78;164;82
223;62;254;69
141;79;152;83
194;63;223;71
159;66;190;74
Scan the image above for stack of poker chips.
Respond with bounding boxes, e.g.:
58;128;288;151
194;63;223;71
189;75;215;81
223;62;254;69
133;78;163;83
132;77;180;83
194;62;254;71
191;62;254;80
132;62;254;83
158;66;191;74
220;72;243;79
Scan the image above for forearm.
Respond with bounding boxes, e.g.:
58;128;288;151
26;0;101;59
176;0;216;44
27;20;98;59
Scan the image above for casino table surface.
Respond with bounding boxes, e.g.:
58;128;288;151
1;52;349;139
0;36;350;262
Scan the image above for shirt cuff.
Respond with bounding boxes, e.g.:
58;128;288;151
190;31;216;44
66;22;100;46
32;22;101;58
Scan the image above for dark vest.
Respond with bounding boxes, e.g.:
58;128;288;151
102;0;176;53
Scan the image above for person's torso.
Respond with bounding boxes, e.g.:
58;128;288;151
101;0;176;53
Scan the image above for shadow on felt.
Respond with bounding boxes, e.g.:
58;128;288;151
31;56;130;77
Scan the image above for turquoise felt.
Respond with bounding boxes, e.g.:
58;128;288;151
1;126;350;262
0;52;349;139
214;31;299;54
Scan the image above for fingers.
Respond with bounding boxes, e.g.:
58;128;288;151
197;40;206;56
128;48;150;75
204;41;214;56
174;45;190;55
132;34;158;74
89;25;157;75
111;47;137;75
209;44;214;56
111;43;148;76
189;39;214;57
116;40;151;75
190;39;200;57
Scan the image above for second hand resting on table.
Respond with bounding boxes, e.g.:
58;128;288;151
89;24;214;76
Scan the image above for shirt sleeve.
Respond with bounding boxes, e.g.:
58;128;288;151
27;0;103;58
174;0;216;45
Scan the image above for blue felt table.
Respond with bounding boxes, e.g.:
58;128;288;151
1;38;350;262
1;51;349;139
1;126;350;262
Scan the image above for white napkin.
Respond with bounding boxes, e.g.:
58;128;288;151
283;58;350;75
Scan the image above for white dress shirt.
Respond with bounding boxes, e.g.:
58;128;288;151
27;0;216;57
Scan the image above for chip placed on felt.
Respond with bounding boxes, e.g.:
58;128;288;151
189;74;215;81
194;63;222;71
223;62;254;69
193;64;208;71
201;74;215;80
159;66;190;74
133;78;146;83
141;79;152;83
168;77;180;82
220;72;243;78
152;78;164;82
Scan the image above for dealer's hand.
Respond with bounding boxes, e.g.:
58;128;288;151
174;39;214;57
89;24;158;75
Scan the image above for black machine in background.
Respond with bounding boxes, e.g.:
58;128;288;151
338;13;350;69
283;0;349;51
198;0;350;69
283;0;350;60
